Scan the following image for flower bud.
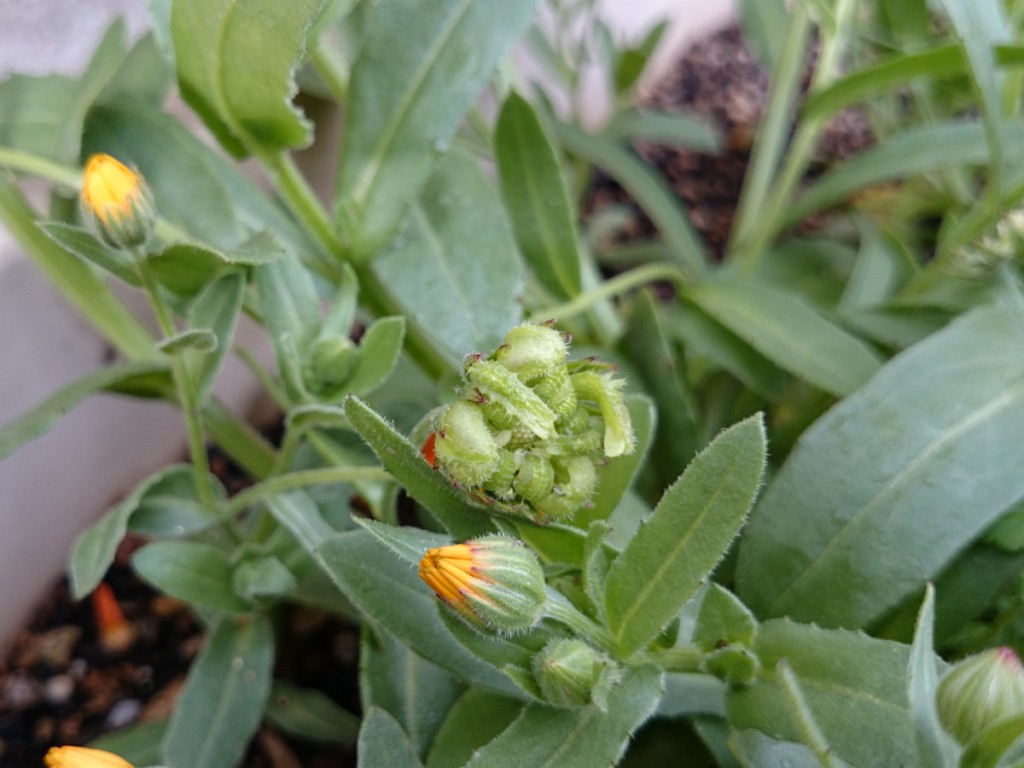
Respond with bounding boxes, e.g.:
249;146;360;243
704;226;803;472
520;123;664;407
465;357;557;440
434;401;500;487
80;154;155;250
418;535;547;634
45;746;134;768
304;335;357;397
533;638;610;708
937;646;1024;745
494;323;569;382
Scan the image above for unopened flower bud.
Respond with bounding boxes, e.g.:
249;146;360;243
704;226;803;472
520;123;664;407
80;154;155;250
418;535;547;634
465;357;557;440
434;401;500;487
937;646;1024;745
533;638;609;708
494;323;569;382
305;335;357;396
45;746;134;768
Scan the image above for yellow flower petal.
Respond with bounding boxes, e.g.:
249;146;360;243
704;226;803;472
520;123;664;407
44;745;134;768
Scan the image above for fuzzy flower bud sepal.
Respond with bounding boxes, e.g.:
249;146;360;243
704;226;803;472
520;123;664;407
418;535;547;634
80;153;156;250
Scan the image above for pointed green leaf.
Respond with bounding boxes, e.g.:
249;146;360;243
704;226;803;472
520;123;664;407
335;0;542;259
163;614;274;768
187;272;246;402
426;689;524;768
908;585;960;766
133;540;250;613
0;360;168;464
463;665;663;768
605;415;767;658
344;396;494;540
495;91;581;299
372;150;523;365
255;248;322;358
357;707;425;768
316;529;519;695
737;299;1024;628
353;517;451;566
347;316;406;396
147;243;231;300
262;489;338;556
171;0;324;155
40;223;139;286
265;680;360;745
686;279;882;397
361;627;464;759
726;619;939;768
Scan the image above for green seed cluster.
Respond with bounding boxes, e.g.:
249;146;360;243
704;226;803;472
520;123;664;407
432;323;634;522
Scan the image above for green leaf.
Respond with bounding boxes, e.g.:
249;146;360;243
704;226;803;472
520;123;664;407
84;102;309;251
335;0;542;259
372;149;523;366
738;0;789;71
347;316;406;397
658;673;727;718
133;540;251;613
353;517;451;566
786;122;1003;225
961;715;1024;768
68;465;213;598
265;680;360;744
357;707;425;768
605;414;767;658
0;360;168;463
621;292;700;493
685;278;882;397
147;243;231;300
0;20;128;162
97;31;172;106
694;584;758;651
726;619;931;767
89;721;167;767
316;529;520;695
463;664;663;768
40;223;140;286
495;91;581;299
129;465;221;538
344;396;495;540
361;627;464;759
157;328;218;354
255;247;322;359
604;109;720;153
907;585;960;766
555;123;707;278
426;689;524;768
803;45;965;121
187;272;246;403
232;555;298;602
171;0;324;155
728;729;823;768
736;298;1024;628
162;614;274;768
262;489;338;556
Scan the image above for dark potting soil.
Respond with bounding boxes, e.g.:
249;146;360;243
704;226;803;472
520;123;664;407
0;22;872;768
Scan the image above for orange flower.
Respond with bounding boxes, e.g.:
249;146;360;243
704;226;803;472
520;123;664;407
419;536;546;634
80;153;155;249
44;745;133;768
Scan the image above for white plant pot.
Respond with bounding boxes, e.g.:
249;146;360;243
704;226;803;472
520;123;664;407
0;0;736;647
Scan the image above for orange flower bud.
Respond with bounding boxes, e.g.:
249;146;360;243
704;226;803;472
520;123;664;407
80;153;155;250
44;745;134;768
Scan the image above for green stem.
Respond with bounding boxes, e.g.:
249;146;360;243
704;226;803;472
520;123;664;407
534;263;686;322
202;399;278;480
133;248;217;509
311;39;349;103
778;661;843;768
544;589;616;653
226;465;391;515
639;645;705;673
